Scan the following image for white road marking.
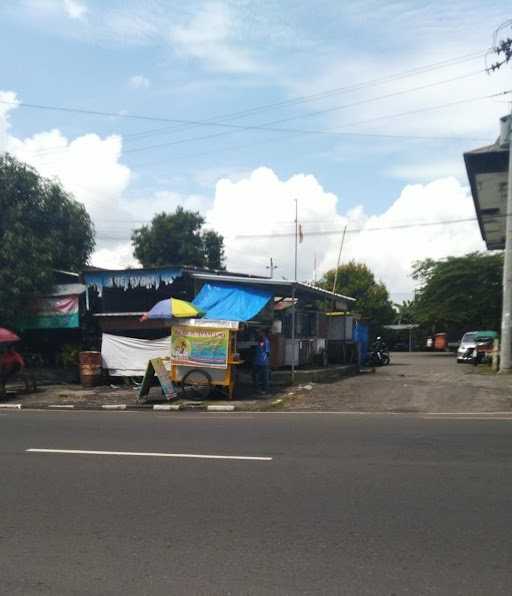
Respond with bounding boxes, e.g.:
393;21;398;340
420;416;512;421
26;448;272;461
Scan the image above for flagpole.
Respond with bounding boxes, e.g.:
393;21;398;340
331;224;347;311
291;198;298;384
294;198;298;282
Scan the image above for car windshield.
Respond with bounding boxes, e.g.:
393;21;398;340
461;333;477;343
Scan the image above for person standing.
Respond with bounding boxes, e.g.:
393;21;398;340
253;330;271;394
0;345;27;396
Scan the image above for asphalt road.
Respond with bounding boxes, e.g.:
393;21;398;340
1;410;512;595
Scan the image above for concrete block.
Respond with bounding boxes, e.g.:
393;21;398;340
153;404;182;411
207;405;235;412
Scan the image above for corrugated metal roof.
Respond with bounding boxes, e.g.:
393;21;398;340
191;273;356;303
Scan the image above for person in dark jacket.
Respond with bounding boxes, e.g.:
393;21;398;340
253;330;271;393
0;346;26;396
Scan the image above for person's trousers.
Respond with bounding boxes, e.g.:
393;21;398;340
254;365;270;391
0;363;22;392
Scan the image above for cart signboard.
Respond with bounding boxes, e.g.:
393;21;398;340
138;357;175;400
171;325;229;369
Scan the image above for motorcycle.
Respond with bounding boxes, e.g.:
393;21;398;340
367;339;391;366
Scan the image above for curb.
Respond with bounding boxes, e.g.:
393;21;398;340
1;403;511;417
153;404;182;411
207;405;236;412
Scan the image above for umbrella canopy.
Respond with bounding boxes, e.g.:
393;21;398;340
144;298;203;320
0;327;20;344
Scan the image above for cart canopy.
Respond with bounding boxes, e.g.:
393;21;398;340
193;282;272;321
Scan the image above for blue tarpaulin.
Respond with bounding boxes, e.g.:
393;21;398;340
193;282;273;321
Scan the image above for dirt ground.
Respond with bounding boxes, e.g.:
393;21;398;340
279;352;512;412
4;352;512;412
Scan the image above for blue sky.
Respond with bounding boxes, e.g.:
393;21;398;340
1;1;511;297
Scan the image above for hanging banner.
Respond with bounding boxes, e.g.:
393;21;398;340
20;295;80;329
171;325;229;369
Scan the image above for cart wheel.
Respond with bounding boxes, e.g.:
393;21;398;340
181;369;212;400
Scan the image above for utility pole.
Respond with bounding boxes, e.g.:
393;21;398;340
266;257;278;279
488;27;512;372
331;225;348;308
291;198;298;383
499;112;512;372
294;198;298;282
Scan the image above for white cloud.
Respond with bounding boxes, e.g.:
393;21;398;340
206;167;342;281
7;129;130;221
386;159;467;182
0;91;133;267
0;91;18;150
91;244;138;270
285;40;510;145
169;2;262;73
0;92;486;296
337;177;485;300
206;168;485;300
63;0;87;20
129;74;150;89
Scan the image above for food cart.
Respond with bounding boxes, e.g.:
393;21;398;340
170;319;243;400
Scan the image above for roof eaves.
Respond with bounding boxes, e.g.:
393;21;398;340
192;273;356;302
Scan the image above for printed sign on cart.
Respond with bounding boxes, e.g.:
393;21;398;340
171;325;229;369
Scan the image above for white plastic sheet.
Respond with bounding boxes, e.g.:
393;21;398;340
101;333;171;376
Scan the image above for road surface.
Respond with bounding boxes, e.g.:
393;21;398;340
1;410;511;594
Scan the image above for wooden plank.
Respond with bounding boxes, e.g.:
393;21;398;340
138;358;176;400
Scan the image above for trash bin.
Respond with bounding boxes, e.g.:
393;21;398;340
79;351;102;387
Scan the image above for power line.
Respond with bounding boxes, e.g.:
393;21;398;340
233;216;488;240
31;83;503;172
93;214;496;243
124;87;506;165
3;66;488;163
120;69;488;155
121;50;486;143
126;91;503;170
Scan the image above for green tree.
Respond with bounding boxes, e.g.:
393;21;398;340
412;252;503;331
202;230;225;270
0;153;95;326
319;261;395;326
132;207;225;269
394;299;416;324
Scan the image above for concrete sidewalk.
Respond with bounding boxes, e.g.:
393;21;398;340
279;352;512;412
2;352;510;413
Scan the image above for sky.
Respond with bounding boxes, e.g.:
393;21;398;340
0;0;511;301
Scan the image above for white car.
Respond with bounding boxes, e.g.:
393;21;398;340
457;332;477;363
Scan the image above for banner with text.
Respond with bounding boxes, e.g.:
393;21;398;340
171;325;229;369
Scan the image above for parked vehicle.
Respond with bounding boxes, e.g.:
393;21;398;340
457;332;478;362
457;331;498;363
434;332;448;351
473;331;498;364
367;338;391;366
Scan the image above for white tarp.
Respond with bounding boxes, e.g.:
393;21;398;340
101;333;171;376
